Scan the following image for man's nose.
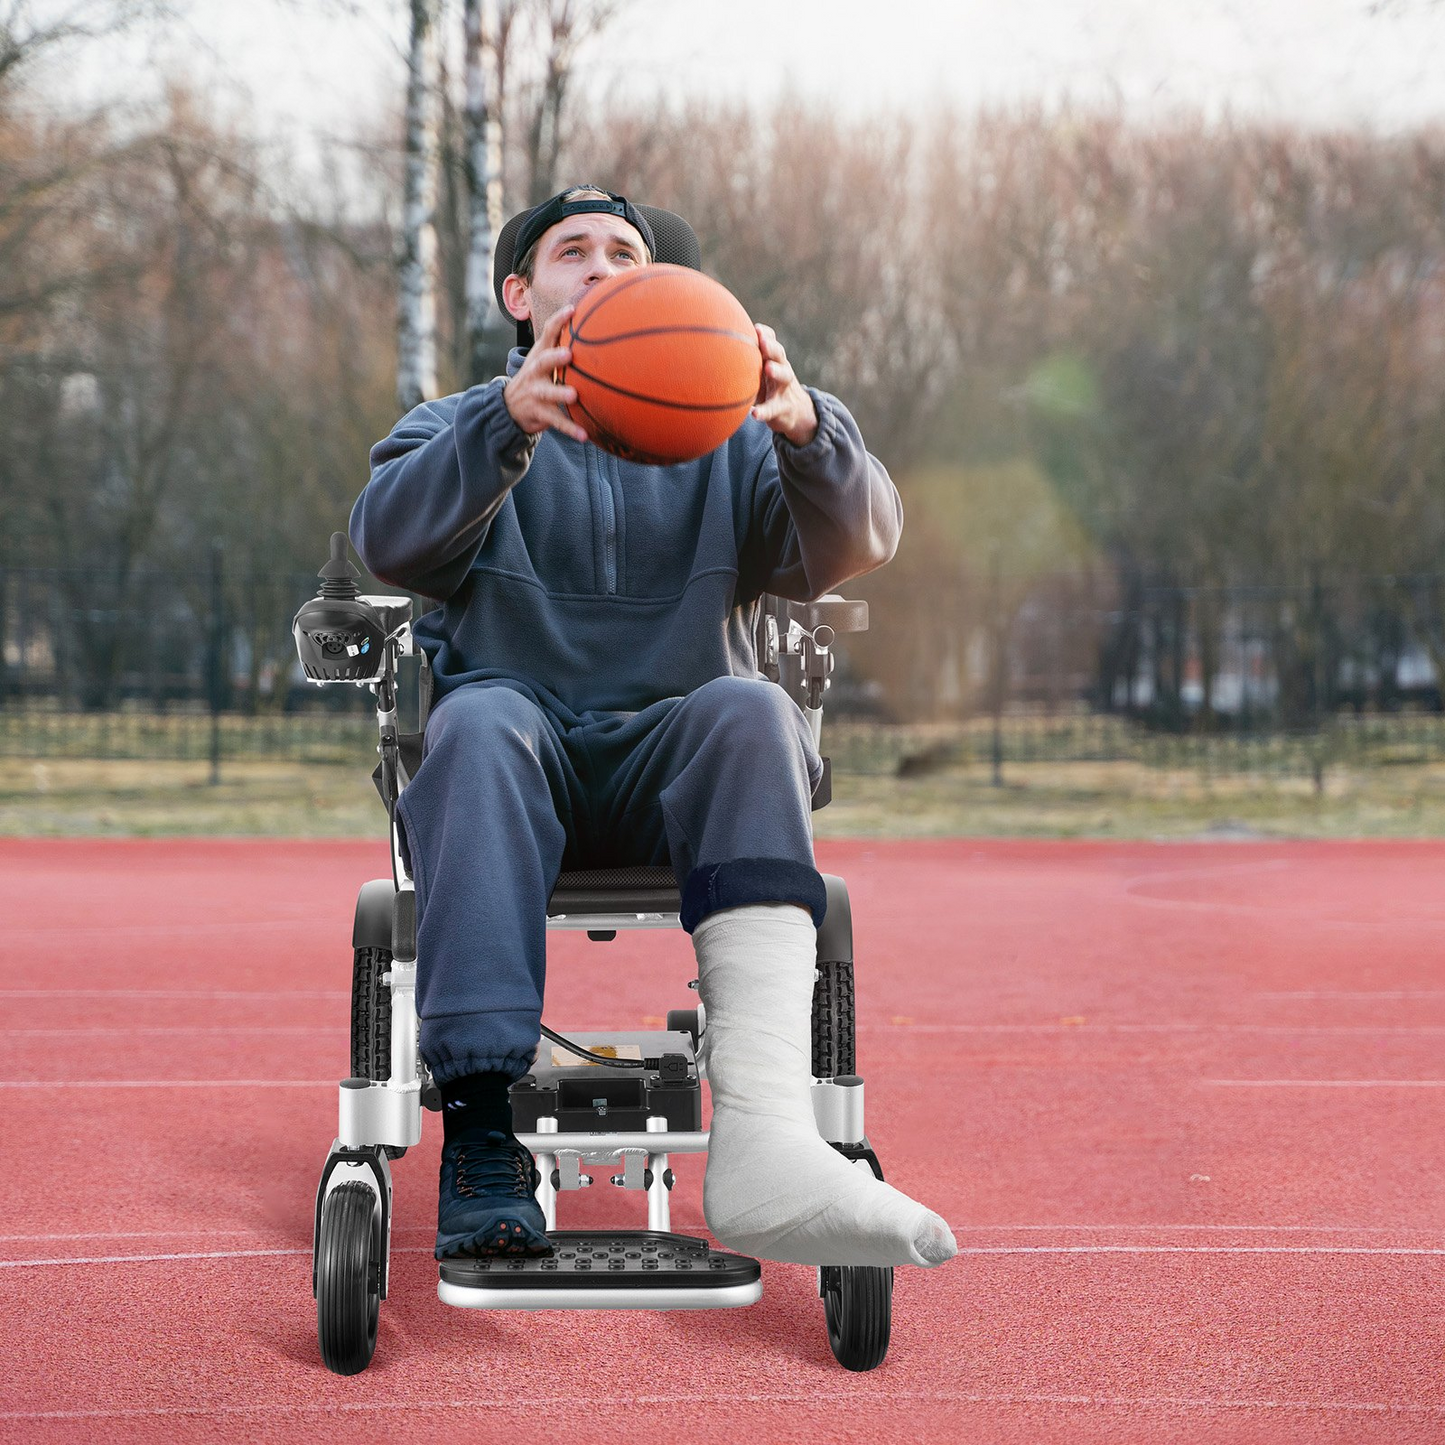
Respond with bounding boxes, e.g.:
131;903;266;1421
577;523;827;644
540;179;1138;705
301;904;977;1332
584;253;622;285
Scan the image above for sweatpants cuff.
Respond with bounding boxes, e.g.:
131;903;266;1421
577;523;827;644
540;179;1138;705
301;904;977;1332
679;857;828;934
425;1052;538;1087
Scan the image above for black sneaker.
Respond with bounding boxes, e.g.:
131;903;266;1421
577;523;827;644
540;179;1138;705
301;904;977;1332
435;1130;554;1260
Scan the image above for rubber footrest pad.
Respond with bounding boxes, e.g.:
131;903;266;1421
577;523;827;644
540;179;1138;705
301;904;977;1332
438;1230;760;1291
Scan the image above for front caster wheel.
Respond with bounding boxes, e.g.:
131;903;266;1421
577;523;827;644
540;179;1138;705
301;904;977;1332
820;1263;892;1371
317;1181;382;1375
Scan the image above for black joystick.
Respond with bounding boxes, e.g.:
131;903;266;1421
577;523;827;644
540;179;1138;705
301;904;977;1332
317;532;362;600
292;533;386;682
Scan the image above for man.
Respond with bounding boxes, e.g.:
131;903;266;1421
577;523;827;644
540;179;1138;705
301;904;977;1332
349;185;956;1271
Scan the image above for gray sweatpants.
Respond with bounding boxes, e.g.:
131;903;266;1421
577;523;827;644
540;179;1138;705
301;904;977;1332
393;675;829;1085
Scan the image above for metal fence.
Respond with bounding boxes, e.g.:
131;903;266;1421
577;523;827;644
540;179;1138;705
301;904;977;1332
4;560;1445;777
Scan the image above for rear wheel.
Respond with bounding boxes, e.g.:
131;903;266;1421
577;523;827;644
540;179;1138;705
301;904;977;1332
351;946;405;1161
351;945;392;1081
316;1181;382;1375
811;959;856;1078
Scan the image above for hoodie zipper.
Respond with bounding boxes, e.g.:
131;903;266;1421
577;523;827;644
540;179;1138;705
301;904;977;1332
597;449;618;594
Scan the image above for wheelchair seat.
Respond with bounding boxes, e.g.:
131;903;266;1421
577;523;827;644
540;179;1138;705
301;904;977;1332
546;865;680;917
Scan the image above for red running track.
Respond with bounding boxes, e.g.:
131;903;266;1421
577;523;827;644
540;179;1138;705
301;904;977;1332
0;838;1443;1445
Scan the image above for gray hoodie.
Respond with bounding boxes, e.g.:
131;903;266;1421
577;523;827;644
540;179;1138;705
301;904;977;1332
349;348;902;720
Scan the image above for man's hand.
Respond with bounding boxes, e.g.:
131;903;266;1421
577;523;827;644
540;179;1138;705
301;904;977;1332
752;324;819;447
503;305;589;443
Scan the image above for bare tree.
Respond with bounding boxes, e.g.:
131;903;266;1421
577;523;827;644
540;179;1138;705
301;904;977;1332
0;0;164;108
522;0;622;203
463;0;507;382
397;0;440;408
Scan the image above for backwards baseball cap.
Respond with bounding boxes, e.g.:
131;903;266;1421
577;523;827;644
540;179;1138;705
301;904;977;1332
512;184;656;276
496;186;702;347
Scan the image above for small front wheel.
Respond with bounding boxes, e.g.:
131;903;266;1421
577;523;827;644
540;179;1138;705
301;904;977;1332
317;1181;382;1375
820;1264;892;1372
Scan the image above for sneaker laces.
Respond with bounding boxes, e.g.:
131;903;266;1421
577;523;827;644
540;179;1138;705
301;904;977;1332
452;1137;537;1200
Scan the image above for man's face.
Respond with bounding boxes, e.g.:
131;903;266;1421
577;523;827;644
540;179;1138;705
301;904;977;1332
503;212;650;338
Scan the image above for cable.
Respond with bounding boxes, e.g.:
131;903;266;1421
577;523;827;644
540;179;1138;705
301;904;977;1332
538;1022;657;1070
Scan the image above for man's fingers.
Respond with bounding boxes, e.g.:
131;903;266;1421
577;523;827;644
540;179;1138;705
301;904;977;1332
552;410;588;442
755;358;794;405
531;345;572;374
756;323;785;361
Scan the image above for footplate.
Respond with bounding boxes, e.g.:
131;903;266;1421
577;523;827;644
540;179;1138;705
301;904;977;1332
437;1230;762;1310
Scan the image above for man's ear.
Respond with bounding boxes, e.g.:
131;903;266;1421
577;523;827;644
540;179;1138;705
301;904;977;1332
501;274;531;323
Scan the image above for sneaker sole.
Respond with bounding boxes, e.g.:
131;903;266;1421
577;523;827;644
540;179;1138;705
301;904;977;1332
435;1216;555;1260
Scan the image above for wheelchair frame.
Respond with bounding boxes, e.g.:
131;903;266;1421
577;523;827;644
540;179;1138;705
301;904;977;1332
301;562;893;1374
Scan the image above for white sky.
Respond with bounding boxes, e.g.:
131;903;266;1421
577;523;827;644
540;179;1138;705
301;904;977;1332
46;0;1445;155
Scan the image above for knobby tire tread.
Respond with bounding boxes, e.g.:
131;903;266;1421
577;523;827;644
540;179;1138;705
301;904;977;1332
811;958;856;1078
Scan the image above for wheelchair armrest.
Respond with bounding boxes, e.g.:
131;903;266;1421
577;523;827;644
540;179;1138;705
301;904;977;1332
789;595;869;635
360;595;414;638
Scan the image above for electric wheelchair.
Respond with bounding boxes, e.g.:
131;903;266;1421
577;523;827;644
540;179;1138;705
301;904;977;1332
294;532;894;1375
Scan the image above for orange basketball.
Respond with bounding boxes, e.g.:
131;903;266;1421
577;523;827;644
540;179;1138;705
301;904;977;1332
558;264;762;465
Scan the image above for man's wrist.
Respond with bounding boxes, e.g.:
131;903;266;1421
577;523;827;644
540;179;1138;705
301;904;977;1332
785;416;819;447
777;391;821;450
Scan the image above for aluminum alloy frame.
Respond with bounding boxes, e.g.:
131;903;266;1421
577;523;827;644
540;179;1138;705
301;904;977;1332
438;1280;762;1310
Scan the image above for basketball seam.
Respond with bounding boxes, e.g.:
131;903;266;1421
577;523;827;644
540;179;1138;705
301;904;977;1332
572;265;753;349
571;323;759;348
570;392;679;465
567;360;757;413
571;267;685;345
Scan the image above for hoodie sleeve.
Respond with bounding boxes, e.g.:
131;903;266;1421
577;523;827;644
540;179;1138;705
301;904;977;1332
738;387;904;605
348;380;537;602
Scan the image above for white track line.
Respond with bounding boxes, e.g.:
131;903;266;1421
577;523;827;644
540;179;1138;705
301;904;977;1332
860;1023;1445;1035
0;1080;333;1088
0;1247;435;1268
13;1022;1445;1036
0;1249;311;1267
2;1393;1443;1420
11;921;319;939
6;1245;1443;1268
0;1228;438;1241
945;1245;1445;1256
12;1023;1445;1038
1204;1079;1445;1087
0;989;347;999
950;1224;1444;1234
3;1027;331;1037
2;1224;1436;1243
1255;991;1445;999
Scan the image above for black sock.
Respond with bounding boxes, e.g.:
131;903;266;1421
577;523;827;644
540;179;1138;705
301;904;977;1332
440;1071;517;1147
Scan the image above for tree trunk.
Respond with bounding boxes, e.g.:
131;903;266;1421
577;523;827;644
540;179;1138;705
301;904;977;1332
1195;587;1220;732
526;0;578;205
397;0;440;411
464;0;506;385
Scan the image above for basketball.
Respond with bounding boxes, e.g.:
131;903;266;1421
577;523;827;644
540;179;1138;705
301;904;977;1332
558;264;763;465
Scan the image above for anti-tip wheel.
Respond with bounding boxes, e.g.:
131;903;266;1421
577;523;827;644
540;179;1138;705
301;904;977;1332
820;1263;892;1372
317;1180;382;1375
